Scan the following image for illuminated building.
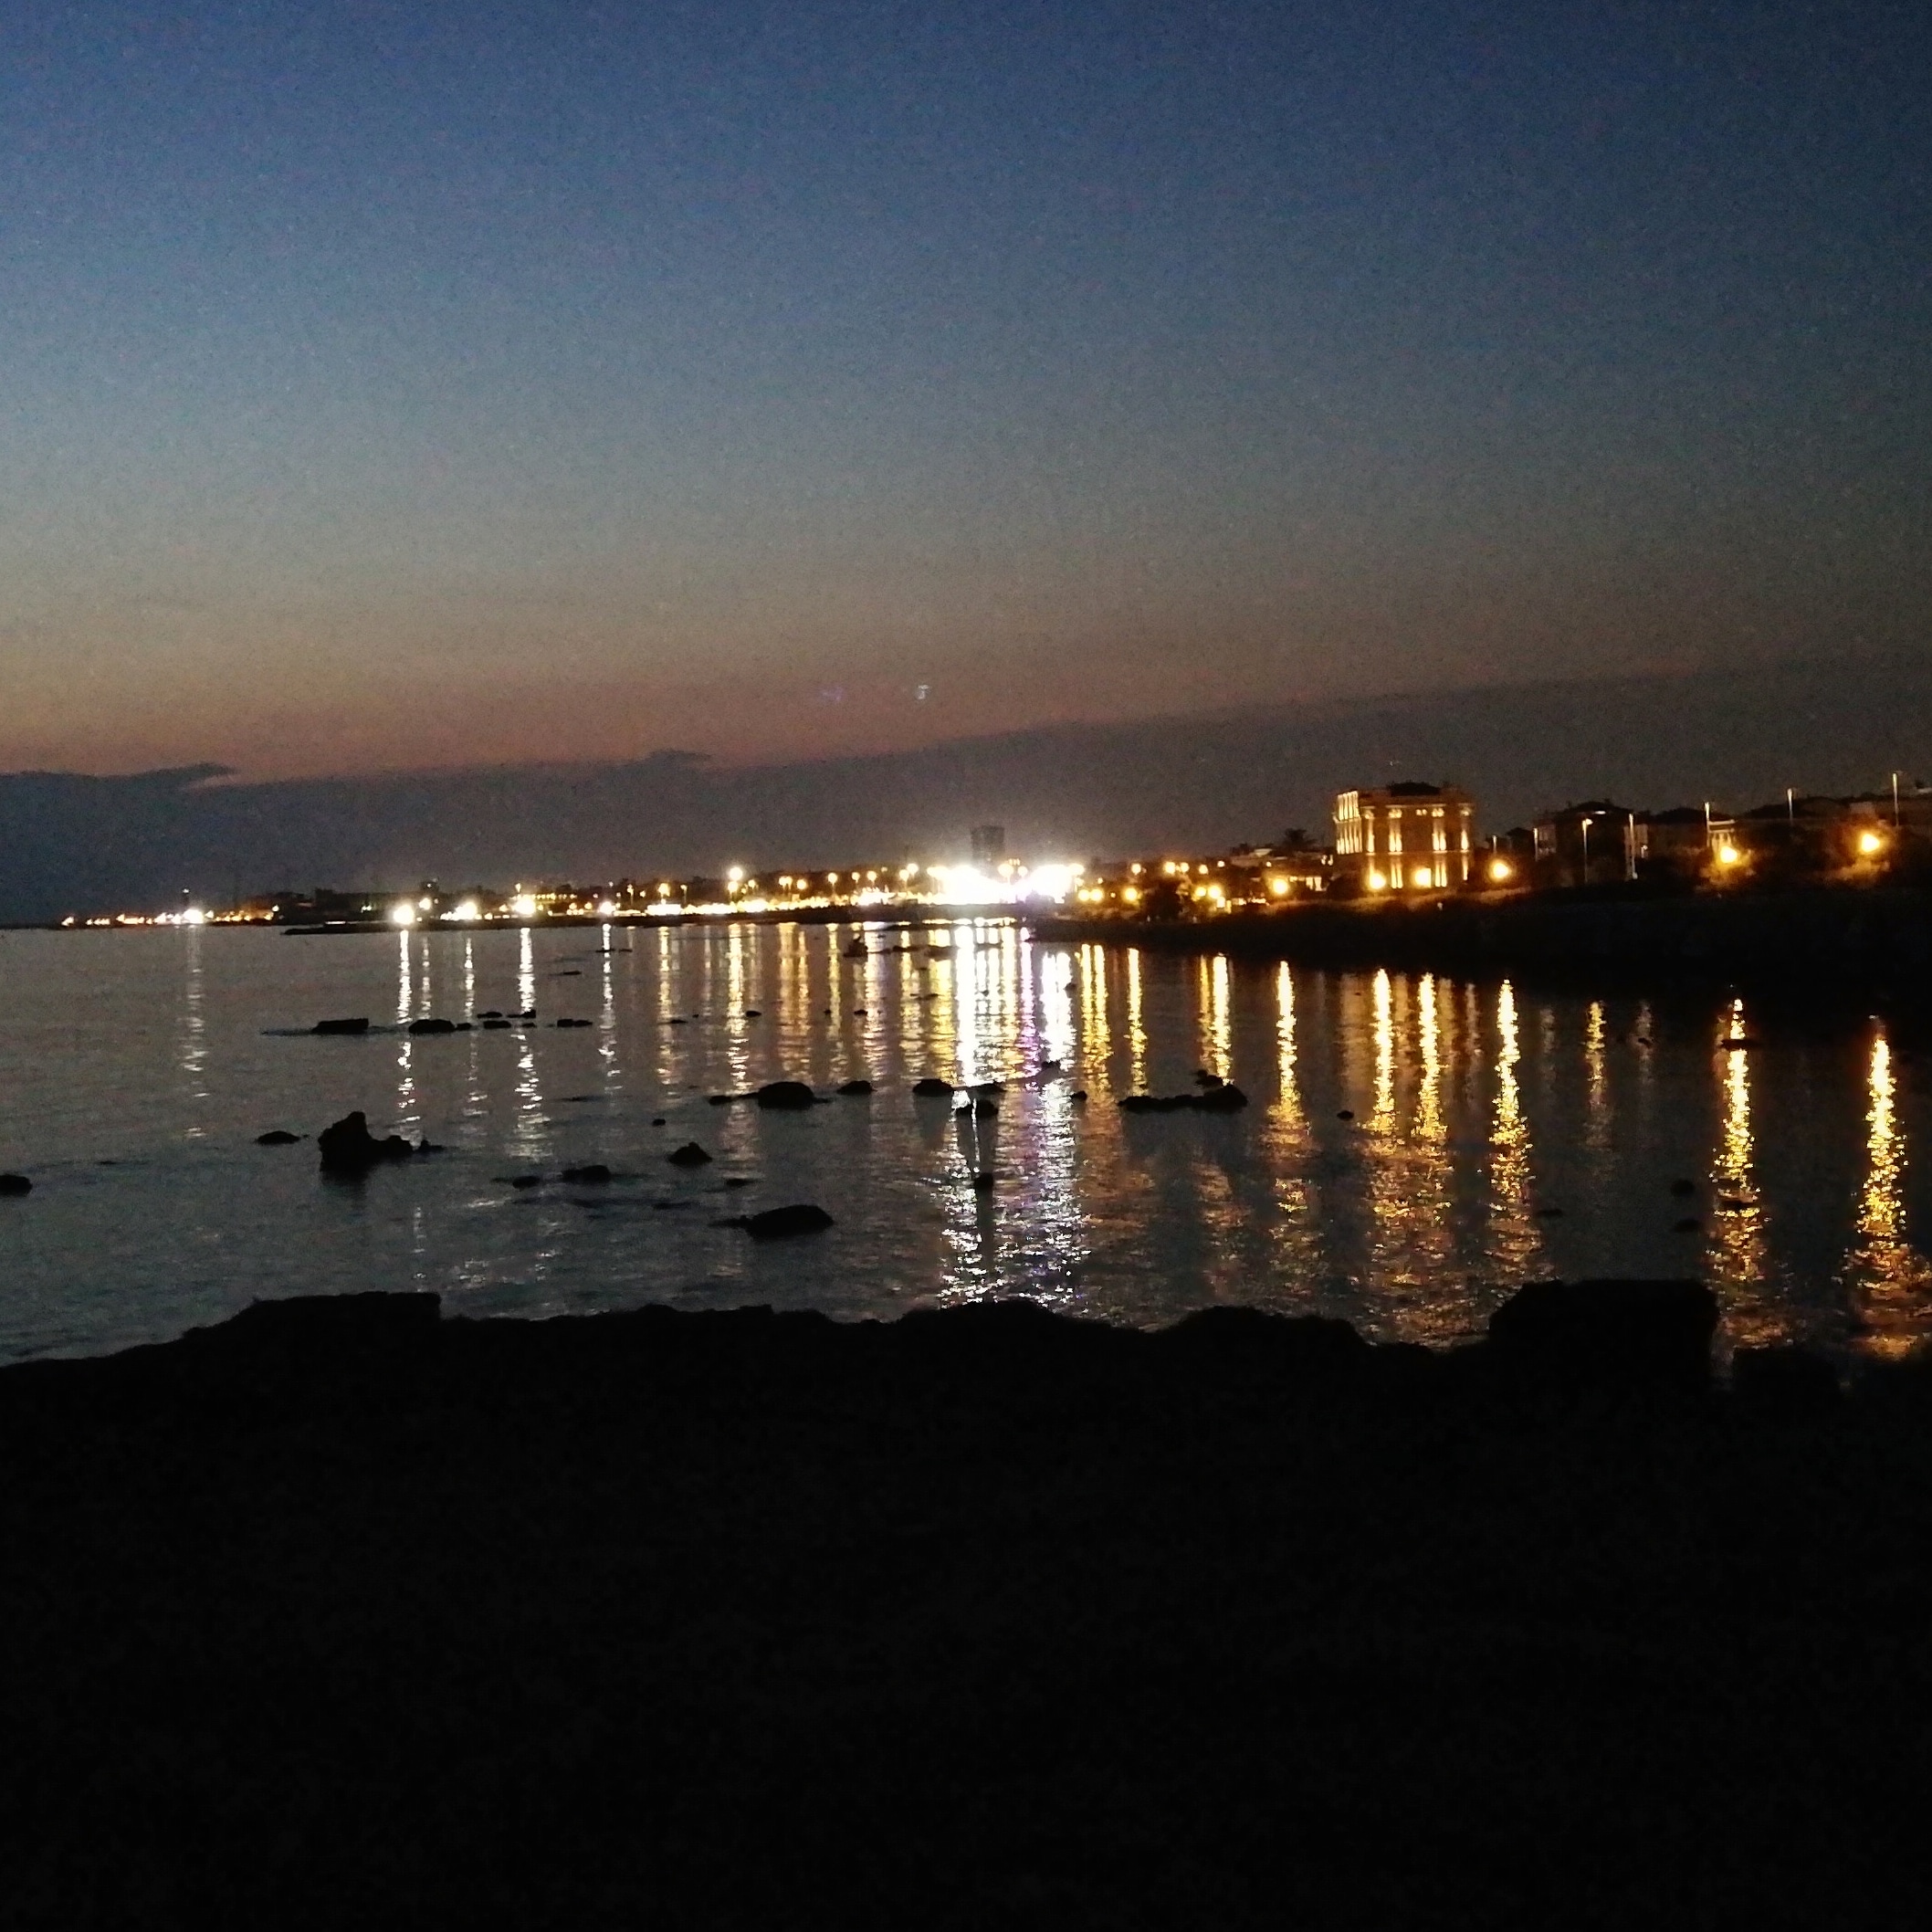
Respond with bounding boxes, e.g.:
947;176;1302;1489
1333;782;1474;893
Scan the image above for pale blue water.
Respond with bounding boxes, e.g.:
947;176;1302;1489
1;919;1928;1362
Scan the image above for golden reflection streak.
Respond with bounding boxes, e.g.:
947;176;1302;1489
1488;981;1544;1286
1127;948;1147;1094
1200;955;1232;1081
1370;969;1395;1132
1846;1030;1932;1354
1414;972;1444;1145
396;928;414;1024
1276;964;1302;1129
1079;943;1108;1081
1584;1001;1608;1145
1708;999;1770;1335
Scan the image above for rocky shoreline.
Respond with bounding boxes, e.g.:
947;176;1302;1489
4;1285;1930;1927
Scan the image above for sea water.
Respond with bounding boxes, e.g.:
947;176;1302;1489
1;919;1928;1363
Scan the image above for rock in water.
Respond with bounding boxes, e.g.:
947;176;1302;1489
755;1081;816;1110
0;1173;31;1196
739;1202;834;1239
912;1077;955;1098
561;1163;613;1184
1194;1083;1248;1112
667;1142;713;1168
836;1079;874;1096
408;1017;457;1035
312;1016;370;1035
317;1111;416;1175
255;1130;302;1146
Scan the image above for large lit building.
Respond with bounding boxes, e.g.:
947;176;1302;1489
1333;782;1475;892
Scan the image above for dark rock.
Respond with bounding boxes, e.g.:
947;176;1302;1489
1337;1108;1355;1120
650;1117;667;1127
755;1081;817;1110
667;1142;712;1167
707;1094;739;1106
509;1175;543;1190
737;1202;835;1239
0;1173;31;1196
744;1009;763;1018
561;1164;613;1184
1193;1070;1224;1088
852;1006;866;1015
1193;1083;1248;1112
1733;1346;1841;1421
667;1017;688;1025
317;1111;416;1175
971;1171;996;1191
408;1017;457;1035
912;1077;956;1098
520;1008;536;1019
312;1016;370;1035
477;1010;503;1019
1163;1306;1370;1376
1070;1089;1087;1103
1487;1278;1717;1393
555;1017;593;1029
456;1022;474;1031
836;1079;874;1096
972;1097;999;1118
721;1177;754;1189
255;1130;302;1146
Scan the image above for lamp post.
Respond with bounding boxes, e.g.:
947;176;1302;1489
1579;814;1595;887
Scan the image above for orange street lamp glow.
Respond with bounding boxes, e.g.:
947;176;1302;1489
1487;857;1513;883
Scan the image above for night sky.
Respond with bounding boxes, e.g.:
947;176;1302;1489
4;1;1926;780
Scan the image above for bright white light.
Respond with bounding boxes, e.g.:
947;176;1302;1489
727;866;745;885
1858;829;1885;856
511;894;538;920
1367;870;1388;892
595;898;617;917
181;906;206;927
1488;858;1513;883
1412;866;1433;888
417;896;433;911
391;903;416;927
1716;845;1741;868
1020;863;1077;903
450;899;481;922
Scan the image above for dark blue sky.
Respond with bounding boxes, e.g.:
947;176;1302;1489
3;1;1925;776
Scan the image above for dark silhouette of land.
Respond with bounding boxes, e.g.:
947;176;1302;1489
3;1288;1929;1928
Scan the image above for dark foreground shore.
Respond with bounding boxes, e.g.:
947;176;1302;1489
5;1288;1931;1929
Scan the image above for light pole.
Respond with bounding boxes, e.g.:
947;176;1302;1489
1579;814;1595;886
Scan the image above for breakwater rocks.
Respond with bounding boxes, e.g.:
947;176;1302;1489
4;1285;1932;1927
1034;882;1932;990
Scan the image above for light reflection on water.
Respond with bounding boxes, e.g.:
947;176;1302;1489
1;920;1930;1365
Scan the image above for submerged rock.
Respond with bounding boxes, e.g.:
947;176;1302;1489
555;1017;593;1029
408;1017;457;1035
561;1163;613;1184
912;1077;956;1098
255;1130;302;1146
312;1016;370;1036
317;1111;416;1175
667;1142;713;1168
0;1173;31;1196
836;1079;874;1096
1119;1086;1249;1115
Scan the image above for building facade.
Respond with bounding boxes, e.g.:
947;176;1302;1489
1333;782;1475;891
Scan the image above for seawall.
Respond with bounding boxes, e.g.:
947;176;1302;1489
1033;883;1932;991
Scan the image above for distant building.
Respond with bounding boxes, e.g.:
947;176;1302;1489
970;824;1006;866
1534;802;1646;887
1332;782;1474;892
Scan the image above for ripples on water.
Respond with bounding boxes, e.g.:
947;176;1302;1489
1;921;1928;1362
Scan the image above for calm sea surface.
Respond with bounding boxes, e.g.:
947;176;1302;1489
2;919;1929;1364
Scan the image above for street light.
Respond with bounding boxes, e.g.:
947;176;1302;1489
1579;814;1595;884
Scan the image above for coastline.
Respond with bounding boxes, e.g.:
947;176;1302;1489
1031;881;1932;992
5;1287;1929;1925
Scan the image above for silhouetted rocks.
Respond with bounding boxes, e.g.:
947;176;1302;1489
311;1015;369;1035
560;1164;613;1184
1119;1084;1250;1114
0;1173;30;1196
316;1111;417;1175
5;1288;1932;1926
482;1018;512;1030
666;1142;712;1167
554;1017;593;1028
730;1202;834;1238
1487;1277;1717;1393
408;1017;457;1034
754;1081;816;1110
255;1130;302;1146
912;1077;955;1097
836;1079;874;1096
